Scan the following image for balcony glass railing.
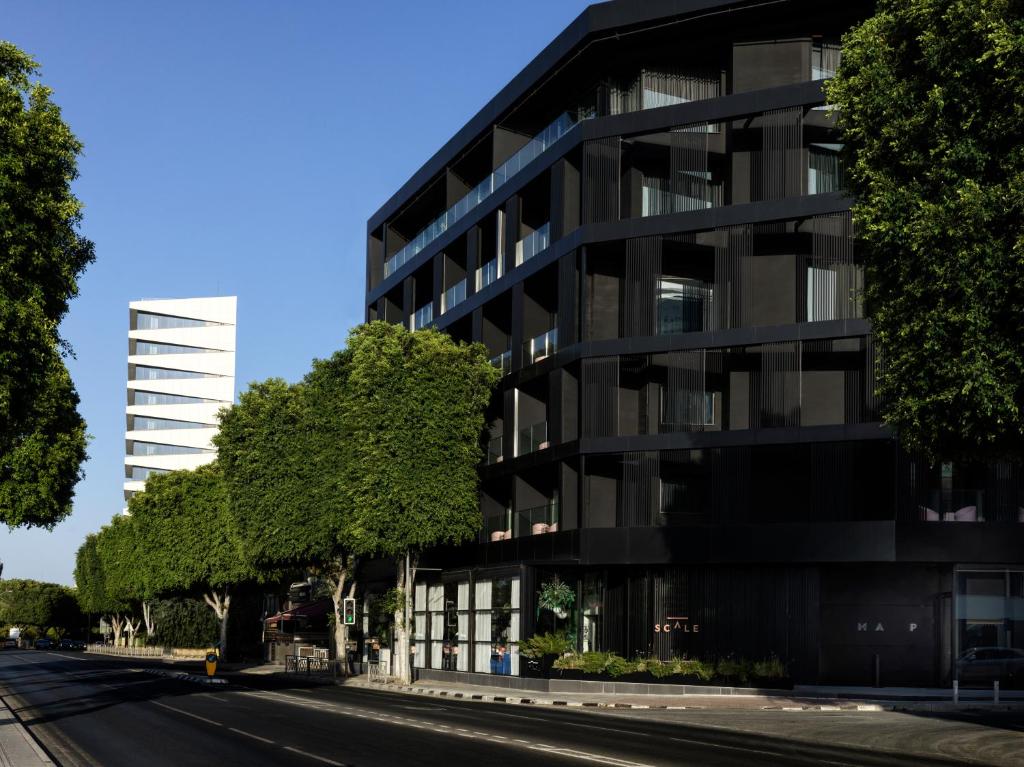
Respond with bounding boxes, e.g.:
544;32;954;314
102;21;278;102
486;435;503;465
441;279;467;314
514;501;560;537
476;258;501;291
515;222;550;266
410;303;433;331
921;490;985;522
384;113;576;278
517;421;549;455
489;350;511;377
485;510;513;542
523;328;557;365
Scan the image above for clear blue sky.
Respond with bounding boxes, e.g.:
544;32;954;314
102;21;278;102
3;0;589;586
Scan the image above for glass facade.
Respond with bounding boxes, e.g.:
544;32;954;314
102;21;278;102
135;312;217;330
127;465;170;481
130;441;214;456
131;390;214;406
131;416;210;431
413;575;520;675
132;365;216;380
956;569;1024;687
135;341;217;355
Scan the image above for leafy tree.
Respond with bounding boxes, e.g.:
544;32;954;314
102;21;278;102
342;322;499;681
826;1;1024;461
94;514;147;644
0;578;81;639
217;373;357;667
151;598;218;649
0;42;93;526
126;464;255;657
78;525;133;644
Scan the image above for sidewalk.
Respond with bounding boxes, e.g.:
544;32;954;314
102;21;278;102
337;676;1024;713
0;697;52;766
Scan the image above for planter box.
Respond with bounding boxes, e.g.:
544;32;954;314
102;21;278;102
547;668;792;689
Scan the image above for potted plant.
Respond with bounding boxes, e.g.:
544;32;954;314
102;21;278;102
538;576;575;619
518;631;573;676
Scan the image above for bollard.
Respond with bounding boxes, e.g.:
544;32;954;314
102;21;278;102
994;680;999;704
953;679;959;703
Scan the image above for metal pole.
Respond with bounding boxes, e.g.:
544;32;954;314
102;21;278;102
994;680;999;704
404;552;411;684
953;679;959;703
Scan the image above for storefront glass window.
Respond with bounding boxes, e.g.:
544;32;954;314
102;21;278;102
473;578;520;675
956;569;1024;687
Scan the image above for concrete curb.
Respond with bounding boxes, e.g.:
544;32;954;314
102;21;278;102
142;668;228;686
342;680;894;711
344;680;1024;713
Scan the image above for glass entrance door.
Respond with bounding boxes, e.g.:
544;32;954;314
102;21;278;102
955;569;1024;688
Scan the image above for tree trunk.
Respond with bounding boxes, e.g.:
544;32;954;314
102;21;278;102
327;562;357;677
394;553;418;684
110;613;125;646
203;588;230;659
142;601;156;641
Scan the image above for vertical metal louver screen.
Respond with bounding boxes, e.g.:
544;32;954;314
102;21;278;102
661;350;711;433
583;138;620;224
755;342;801;428
671;127;721;212
582;357;618;437
619;451;657;527
864;334;883;421
752;107;803;201
715;225;750;330
623;237;660;337
557;252;578;346
809;212;861;321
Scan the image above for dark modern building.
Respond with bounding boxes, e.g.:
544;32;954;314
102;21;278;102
364;0;1024;688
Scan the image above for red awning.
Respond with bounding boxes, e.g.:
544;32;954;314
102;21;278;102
264;598;332;623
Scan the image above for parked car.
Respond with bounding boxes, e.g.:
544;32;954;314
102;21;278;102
956;646;1024;686
2;638;17;650
58;639;86;651
34;638;52;650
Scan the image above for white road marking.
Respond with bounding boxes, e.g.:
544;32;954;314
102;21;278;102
228;727;275;745
282;745;345;765
150;700;223;727
528;744;653;767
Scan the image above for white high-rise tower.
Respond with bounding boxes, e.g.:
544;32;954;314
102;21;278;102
123;296;237;506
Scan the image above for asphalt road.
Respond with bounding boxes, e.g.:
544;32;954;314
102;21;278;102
0;650;1019;767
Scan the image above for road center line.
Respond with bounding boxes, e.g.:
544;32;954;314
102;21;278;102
228;727;275;745
282;745;347;766
150;700;223;727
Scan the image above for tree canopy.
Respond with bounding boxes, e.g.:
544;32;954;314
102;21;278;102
342;322;499;559
826;0;1024;461
0;42;93;526
0;578;81;636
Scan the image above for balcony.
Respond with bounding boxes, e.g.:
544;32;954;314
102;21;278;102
656;278;714;334
515;222;550;267
522;328;557;365
476;258;501;291
514;501;560;537
384;113;576;278
517;420;549;455
441;279;467;314
485;510;512;542
489;350;511;376
410;303;433;331
486;434;503;465
920;489;986;522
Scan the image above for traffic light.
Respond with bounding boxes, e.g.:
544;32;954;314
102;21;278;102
343;597;356;626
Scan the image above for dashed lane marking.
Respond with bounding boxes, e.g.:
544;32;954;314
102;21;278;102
282;745;347;766
228;727;275;745
150;700;224;727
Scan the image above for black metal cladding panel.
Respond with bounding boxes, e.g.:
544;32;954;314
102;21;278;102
753;107;803;201
582;356;618;438
623;236;659;338
583;137;621;225
557;252;578;346
895;523;1024;563
620;451;658;527
648;565;820;674
754;341;801;429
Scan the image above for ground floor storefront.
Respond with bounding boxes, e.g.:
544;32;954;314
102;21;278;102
412;563;1024;688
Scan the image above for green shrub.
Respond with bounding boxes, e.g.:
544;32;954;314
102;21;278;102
648;658;676;678
716;657;750;684
604;654;633;677
553;652;584;670
752;655;787;679
517;631;573;659
675;658;715;681
580;651;611;674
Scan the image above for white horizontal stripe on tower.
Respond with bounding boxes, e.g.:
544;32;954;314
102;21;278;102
129;325;236;352
124;428;218;450
127;351;235;377
127;403;225;424
130;296;237;325
124;453;216;472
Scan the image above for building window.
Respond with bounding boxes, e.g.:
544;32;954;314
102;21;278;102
956;570;1024;687
134;341;217;355
656;277;713;335
473;578;520;675
132;365;216;381
135;312;217;330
